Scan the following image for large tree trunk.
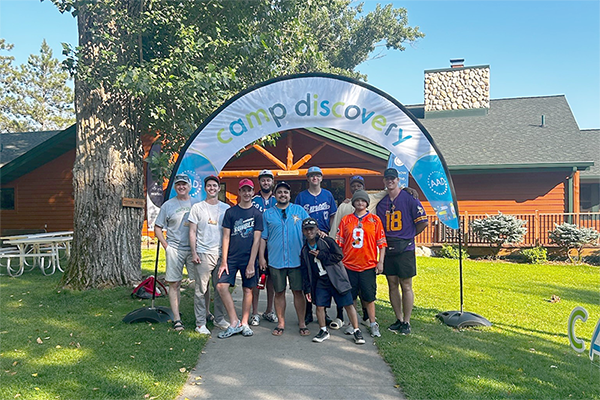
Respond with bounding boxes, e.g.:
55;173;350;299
62;1;144;289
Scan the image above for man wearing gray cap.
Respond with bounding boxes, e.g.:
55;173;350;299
154;174;199;331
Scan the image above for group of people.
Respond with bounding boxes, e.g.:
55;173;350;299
154;166;428;345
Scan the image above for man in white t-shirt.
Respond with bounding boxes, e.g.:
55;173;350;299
154;174;199;331
188;175;231;335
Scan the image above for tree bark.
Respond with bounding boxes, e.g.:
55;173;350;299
62;1;144;289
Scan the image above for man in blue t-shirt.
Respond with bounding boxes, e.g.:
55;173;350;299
216;179;264;339
295;166;338;324
250;169;278;326
260;181;310;337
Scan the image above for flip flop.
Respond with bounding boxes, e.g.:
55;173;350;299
272;327;285;336
299;327;310;336
172;320;184;331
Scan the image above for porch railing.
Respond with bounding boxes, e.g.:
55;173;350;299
417;212;600;247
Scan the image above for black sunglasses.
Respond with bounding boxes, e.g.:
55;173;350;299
281;208;287;220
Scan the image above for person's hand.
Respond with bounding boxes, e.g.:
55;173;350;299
317;230;327;238
309;249;319;257
306;293;312;303
192;253;200;264
376;261;384;275
246;264;255;279
343;198;351;204
259;258;267;271
218;263;228;279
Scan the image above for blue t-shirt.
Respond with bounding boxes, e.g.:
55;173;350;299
222;205;264;266
252;193;277;213
294;189;337;233
262;203;309;269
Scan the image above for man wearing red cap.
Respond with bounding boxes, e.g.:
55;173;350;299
216;179;264;339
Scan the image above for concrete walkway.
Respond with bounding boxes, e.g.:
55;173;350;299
177;279;404;400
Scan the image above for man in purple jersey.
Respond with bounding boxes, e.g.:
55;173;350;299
376;168;428;335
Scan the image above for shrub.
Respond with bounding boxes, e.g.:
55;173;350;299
583;251;600;266
549;223;599;263
437;244;469;259
521;246;547;264
470;212;527;258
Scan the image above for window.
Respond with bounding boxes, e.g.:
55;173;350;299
581;183;600;212
0;188;15;210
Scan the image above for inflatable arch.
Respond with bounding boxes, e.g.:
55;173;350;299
167;73;459;229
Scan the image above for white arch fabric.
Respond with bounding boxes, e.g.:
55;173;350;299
169;74;458;229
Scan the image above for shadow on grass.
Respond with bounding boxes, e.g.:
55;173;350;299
0;269;206;400
374;303;600;399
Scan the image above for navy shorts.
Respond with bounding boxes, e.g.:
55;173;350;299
313;274;353;308
346;268;377;303
218;262;258;288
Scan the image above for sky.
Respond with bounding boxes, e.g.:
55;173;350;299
0;0;598;129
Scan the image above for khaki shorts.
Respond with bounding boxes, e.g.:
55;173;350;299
165;245;194;282
269;266;303;293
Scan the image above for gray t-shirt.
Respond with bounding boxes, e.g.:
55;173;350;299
155;197;199;250
188;200;230;255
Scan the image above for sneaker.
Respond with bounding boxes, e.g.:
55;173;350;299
195;325;211;335
214;319;230;330
329;318;343;330
250;314;260;326
312;329;330;343
353;329;366;344
400;321;412;335
344;324;355;335
388;319;403;333
217;322;242;339
370;322;381;338
241;324;254;337
207;313;215;322
262;311;278;323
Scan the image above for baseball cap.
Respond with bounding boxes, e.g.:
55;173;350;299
350;175;365;186
204;175;220;185
306;166;323;176
351;190;370;206
258;169;274;179
238;178;254;189
384;168;399;178
174;174;191;185
274;181;291;191
302;217;318;229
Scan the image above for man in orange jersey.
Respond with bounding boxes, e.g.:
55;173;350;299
336;190;387;338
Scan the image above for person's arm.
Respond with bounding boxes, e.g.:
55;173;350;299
259;238;268;271
246;230;261;278
415;220;429;236
218;227;231;278
376;247;386;275
189;222;200;264
154;225;168;250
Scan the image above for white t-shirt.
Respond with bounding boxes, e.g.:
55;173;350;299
188;200;230;255
155;197;199;250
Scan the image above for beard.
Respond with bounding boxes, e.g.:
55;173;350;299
261;186;272;194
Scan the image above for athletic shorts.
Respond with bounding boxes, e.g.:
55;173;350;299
346;268;377;303
269;266;303;293
165;245;194;282
314;274;353;308
384;250;416;279
217;261;258;288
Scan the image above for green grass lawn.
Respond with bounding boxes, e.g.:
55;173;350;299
374;257;600;399
0;249;204;400
1;251;598;399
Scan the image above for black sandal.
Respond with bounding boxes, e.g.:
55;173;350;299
173;320;184;331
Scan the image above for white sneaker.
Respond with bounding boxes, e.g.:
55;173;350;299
370;322;381;338
195;325;211;335
344;324;355;335
214;319;230;330
250;314;260;326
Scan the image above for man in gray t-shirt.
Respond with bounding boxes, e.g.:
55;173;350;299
154;174;199;331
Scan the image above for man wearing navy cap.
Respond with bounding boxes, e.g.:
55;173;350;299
154;174;199;332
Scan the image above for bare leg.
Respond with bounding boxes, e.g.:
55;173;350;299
251;287;260;315
265;277;275;313
344;304;359;329
386;275;404;321
274;291;286;329
168;280;181;321
399;278;414;323
365;301;376;324
241;287;253;326
293;290;307;329
216;282;239;326
316;306;327;328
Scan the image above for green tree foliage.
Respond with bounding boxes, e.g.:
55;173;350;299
0;39;16;132
436;244;469;260
549;223;599;263
0;39;74;132
470;212;527;259
50;0;423;288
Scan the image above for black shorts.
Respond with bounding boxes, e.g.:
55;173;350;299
383;250;416;279
346;268;377;303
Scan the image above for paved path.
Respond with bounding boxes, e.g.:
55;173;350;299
178;280;404;400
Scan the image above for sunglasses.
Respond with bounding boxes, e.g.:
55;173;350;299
281;208;287;220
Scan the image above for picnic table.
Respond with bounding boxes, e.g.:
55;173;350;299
0;231;73;277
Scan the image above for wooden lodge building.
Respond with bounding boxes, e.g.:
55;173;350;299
2;61;599;247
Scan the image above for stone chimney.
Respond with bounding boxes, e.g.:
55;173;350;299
424;60;490;117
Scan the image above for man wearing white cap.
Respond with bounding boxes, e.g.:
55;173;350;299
154;174;199;332
216;178;263;339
